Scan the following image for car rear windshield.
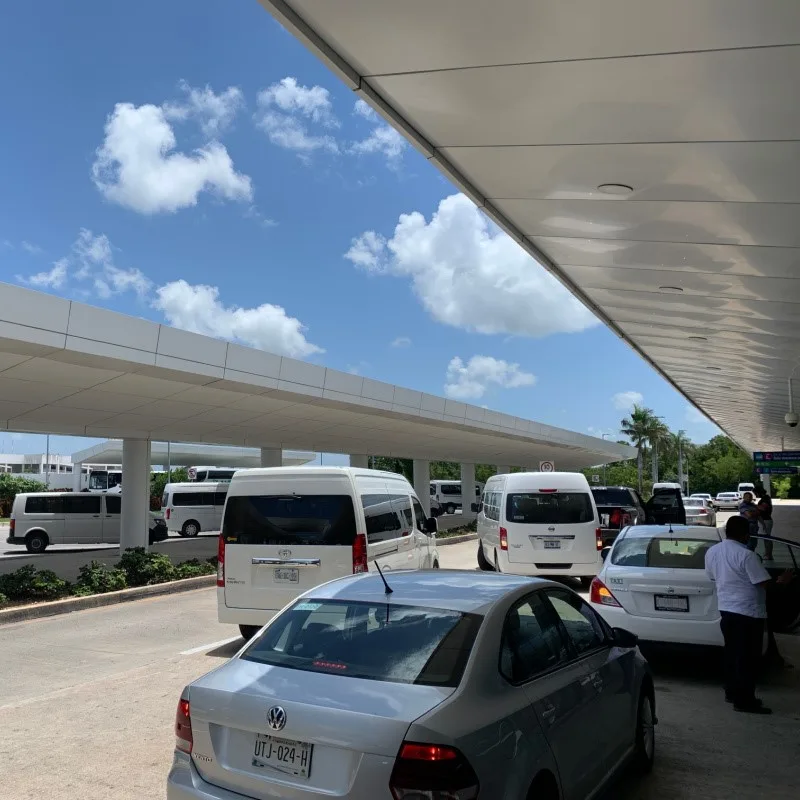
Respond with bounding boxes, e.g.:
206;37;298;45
591;488;633;506
506;492;594;524
222;495;357;546
611;537;715;569
684;498;704;507
242;599;481;687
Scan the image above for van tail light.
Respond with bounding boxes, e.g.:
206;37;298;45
353;533;368;573
216;534;225;587
596;528;604;550
175;695;193;754
9;518;14;535
390;741;479;800
499;527;508;551
590;577;622;608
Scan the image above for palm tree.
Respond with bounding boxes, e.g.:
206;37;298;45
620;404;654;493
647;418;671;484
672;429;691;492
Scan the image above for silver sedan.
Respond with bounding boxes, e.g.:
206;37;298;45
168;571;655;800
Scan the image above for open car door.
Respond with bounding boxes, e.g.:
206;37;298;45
644;488;686;525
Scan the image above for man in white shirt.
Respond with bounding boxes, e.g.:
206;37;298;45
705;515;772;714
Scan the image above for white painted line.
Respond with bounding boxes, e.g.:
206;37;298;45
181;635;241;655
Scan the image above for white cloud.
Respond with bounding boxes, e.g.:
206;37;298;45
612;391;644;411
391;336;411;348
345;193;598;337
73;229;151;298
21;241;42;255
20;258;68;289
92;102;253;214
444;355;535;400
255;77;339;155
153;280;323;358
350;100;406;166
354;99;377;121
163;81;244;138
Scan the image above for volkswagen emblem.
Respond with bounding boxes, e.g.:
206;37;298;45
666;587;675;594
267;706;287;732
548;526;556;532
278;549;292;559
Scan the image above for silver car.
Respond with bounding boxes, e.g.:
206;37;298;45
168;571;655;800
683;497;717;526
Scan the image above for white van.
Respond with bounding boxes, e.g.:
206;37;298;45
161;482;229;537
217;466;439;639
7;492;167;553
429;479;485;515
477;471;601;585
737;482;756;496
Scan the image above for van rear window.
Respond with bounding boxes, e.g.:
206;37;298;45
222;495;357;546
506;493;594;524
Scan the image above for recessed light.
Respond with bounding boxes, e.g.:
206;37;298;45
718;385;732;390
658;286;684;293
597;183;634;196
688;336;708;341
708;366;722;371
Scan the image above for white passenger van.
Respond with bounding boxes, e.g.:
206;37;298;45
217;466;439;639
161;482;229;537
7;492;167;553
429;479;485;515
477;471;602;586
188;466;238;483
737;482;756;496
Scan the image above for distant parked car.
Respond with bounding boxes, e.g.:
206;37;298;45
690;493;715;507
168;570;655;800
715;492;741;510
683;497;717;527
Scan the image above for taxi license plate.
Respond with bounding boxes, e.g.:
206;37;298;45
544;540;561;550
274;568;299;583
654;594;689;612
253;733;312;777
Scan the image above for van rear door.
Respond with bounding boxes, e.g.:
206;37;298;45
222;475;357;613
644;489;686;525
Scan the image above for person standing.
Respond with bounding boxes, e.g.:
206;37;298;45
705;515;773;714
757;493;774;560
738;491;760;551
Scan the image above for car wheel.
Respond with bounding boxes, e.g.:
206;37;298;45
432;560;440;570
239;625;260;641
494;552;501;574
579;576;593;590
477;540;493;571
181;520;200;537
445;503;456;515
526;771;560;800
632;690;655;773
25;531;48;554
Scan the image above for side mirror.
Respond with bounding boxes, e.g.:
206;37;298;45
600;546;611;562
426;517;438;534
611;627;638;648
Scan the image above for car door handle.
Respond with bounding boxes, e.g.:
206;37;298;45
579;675;594;687
540;707;557;723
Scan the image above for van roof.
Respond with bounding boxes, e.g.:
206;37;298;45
164;481;230;490
228;466;412;483
498;471;592;491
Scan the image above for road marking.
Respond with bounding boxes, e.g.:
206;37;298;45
181;635;241;655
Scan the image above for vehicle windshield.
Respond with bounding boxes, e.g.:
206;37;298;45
242;599;481;687
611;537;715;569
591;488;633;505
222;494;357;546
684;498;704;507
506;492;594;524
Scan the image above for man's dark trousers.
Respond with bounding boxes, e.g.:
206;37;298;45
720;610;763;705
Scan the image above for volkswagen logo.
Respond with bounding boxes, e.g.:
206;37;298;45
548;526;556;532
267;706;287;732
278;549;292;559
666;587;675;594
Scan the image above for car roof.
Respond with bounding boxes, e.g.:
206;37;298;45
618;524;722;541
302;570;554;614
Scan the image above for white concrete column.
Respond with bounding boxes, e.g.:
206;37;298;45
260;448;282;468
413;459;431;517
349;454;369;469
495;465;510;475
460;462;476;517
121;439;150;551
72;462;83;492
761;475;772;495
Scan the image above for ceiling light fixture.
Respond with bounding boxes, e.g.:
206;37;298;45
718;385;732;390
708;366;722;371
658;286;684;293
688;336;708;341
597;183;634;196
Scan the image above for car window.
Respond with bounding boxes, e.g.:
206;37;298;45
507;492;593;524
173;491;215;507
63;495;102;514
439;484;460;495
105;495;121;514
751;537;798;571
591;488;632;505
544;589;606;656
361;494;404;544
482;490;501;521
411;498;427;532
500;592;569;683
611;536;715;569
392;495;413;528
214;491;228;506
24;495;63;514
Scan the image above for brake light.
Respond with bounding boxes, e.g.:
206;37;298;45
390;741;479;800
499;527;508;551
596;527;604;550
698;509;708;515
590;577;622;607
174;696;193;754
353;533;368;573
166;507;171;520
216;534;225;587
9;518;14;535
539;488;557;493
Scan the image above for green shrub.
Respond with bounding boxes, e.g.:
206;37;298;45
0;565;70;601
0;592;8;608
116;547;176;586
73;561;128;595
174;559;217;579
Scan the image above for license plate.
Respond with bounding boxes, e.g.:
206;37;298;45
274;568;299;583
654;594;689;612
544;540;561;550
253;733;313;778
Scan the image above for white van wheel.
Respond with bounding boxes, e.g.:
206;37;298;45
445;503;456;515
239;625;260;641
477;540;492;571
494;552;501;574
181;520;200;537
25;531;48;554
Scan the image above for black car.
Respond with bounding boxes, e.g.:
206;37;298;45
149;512;169;544
591;486;647;546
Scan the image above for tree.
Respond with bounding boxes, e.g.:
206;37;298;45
645;417;671;483
672;430;691;491
620;404;653;492
0;474;46;517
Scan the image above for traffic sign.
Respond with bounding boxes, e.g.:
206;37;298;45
591;474;600;483
539;460;555;472
753;451;800;462
756;466;797;475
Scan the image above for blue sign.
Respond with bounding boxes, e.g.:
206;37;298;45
756;466;797;475
753;451;800;462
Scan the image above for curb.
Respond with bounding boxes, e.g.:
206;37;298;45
437;533;478;546
0;574;216;625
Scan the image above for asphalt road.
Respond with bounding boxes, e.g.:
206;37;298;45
1;538;798;800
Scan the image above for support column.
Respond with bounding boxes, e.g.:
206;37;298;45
460;462;476;517
72;462;83;492
413;459;431;517
121;439;150;551
349;454;369;469
761;474;772;496
495;465;510;475
260;448;281;468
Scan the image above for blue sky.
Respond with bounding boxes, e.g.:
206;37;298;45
0;0;720;459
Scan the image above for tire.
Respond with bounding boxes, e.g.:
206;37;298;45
494;551;501;574
445;503;456;515
432;560;440;569
239;625;260;641
181;520;200;537
632;690;655;773
477;540;493;571
25;531;48;554
526;771;560;800
579;576;593;590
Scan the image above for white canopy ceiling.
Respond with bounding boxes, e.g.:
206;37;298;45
258;0;800;453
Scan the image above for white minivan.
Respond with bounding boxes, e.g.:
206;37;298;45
477;471;602;586
429;479;484;515
217;466;439;639
162;482;229;537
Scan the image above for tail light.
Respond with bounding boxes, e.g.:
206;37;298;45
9;518;14;535
590;577;622;607
698;508;708;515
596;528;604;550
499;527;508;551
216;534;225;587
389;741;479;800
353;533;368;573
175;695;193;754
166;508;171;520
